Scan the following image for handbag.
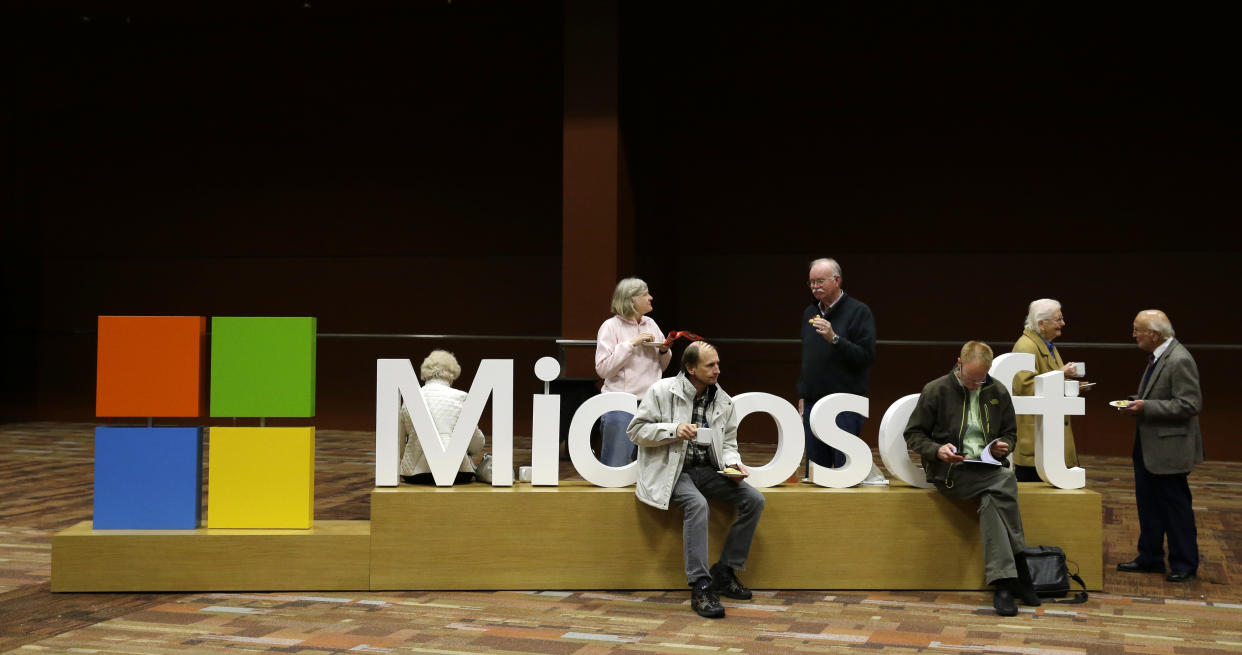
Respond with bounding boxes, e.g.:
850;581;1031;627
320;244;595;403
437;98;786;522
476;453;493;484
1022;545;1087;603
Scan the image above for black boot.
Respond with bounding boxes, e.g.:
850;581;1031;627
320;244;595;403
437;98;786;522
992;579;1018;616
1014;554;1043;607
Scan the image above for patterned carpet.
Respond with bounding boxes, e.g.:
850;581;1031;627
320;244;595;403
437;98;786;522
1;422;1239;654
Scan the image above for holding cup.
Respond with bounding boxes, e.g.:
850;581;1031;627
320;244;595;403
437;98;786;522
694;426;714;445
1071;362;1085;378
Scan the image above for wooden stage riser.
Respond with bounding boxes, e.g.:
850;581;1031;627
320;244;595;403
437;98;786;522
51;521;371;592
51;484;1101;592
371;483;1102;591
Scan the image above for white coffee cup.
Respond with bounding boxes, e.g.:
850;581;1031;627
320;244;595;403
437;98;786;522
1064;380;1079;397
517;466;533;482
1072;362;1085;378
694;427;714;445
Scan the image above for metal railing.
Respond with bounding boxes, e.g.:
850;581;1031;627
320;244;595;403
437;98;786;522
318;334;1241;350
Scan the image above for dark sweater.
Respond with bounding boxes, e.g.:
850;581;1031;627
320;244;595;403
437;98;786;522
797;293;877;401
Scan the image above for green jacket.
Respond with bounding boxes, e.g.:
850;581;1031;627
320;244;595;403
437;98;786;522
903;370;1018;484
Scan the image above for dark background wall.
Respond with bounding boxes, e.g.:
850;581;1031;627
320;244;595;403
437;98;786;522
3;2;1238;460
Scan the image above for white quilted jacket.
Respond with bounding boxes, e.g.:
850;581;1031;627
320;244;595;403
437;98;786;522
398;379;486;476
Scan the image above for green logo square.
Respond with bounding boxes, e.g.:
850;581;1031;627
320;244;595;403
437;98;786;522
210;317;317;417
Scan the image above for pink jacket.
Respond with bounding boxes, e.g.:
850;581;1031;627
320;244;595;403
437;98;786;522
595;315;672;397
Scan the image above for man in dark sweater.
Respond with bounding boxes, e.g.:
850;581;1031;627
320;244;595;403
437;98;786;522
798;258;878;477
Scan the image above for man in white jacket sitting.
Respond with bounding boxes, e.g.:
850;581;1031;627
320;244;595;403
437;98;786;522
628;342;765;619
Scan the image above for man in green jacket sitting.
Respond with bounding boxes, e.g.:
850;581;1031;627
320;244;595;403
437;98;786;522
904;341;1041;616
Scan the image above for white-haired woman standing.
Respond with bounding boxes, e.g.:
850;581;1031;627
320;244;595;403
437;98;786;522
595;277;673;466
1011;299;1081;482
399;349;486;485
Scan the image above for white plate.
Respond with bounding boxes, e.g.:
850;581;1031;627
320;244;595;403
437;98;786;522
1109;400;1131;408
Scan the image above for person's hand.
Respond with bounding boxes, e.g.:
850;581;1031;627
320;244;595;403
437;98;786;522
797;398;805;417
938;443;964;462
675;423;698;440
722;462;750;482
989;441;1011;459
1060;363;1077;377
1121;399;1144;415
810;317;837;342
631;332;655;347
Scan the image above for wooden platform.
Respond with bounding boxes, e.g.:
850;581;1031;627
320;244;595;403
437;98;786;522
52;482;1100;592
370;481;1102;591
51;520;371;592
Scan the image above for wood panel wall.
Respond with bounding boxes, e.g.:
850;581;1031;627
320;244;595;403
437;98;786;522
3;3;1237;461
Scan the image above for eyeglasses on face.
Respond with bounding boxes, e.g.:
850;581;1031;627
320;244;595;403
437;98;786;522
807;276;838;288
957;366;987;386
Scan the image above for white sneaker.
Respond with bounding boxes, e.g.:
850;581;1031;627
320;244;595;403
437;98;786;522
859;465;889;486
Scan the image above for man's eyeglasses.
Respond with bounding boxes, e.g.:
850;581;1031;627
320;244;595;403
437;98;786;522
807;276;838;288
956;366;987;386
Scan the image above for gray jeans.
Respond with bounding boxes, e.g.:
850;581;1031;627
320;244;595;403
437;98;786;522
671;463;766;585
935;464;1027;584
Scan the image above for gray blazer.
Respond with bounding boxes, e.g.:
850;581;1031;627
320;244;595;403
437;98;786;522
1134;339;1205;475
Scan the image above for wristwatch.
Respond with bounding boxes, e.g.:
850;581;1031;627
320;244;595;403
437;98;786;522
831;335;841;345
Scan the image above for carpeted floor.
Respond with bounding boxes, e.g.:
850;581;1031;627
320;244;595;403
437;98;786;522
1;422;1239;654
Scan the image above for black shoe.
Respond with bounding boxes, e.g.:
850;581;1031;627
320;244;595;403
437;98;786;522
1117;559;1165;573
1013;555;1043;607
1166;570;1196;582
709;562;752;600
691;580;725;618
992;581;1018;617
1015;585;1042;607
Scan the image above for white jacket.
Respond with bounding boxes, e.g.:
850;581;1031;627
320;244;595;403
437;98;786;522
627;374;742;510
399;379;486;477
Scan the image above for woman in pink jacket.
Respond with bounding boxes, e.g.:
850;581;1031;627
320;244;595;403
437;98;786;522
595;278;673;466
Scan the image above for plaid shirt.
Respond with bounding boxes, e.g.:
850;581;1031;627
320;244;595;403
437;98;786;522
683;386;715;468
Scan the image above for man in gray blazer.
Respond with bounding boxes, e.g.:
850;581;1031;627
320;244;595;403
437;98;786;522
1116;310;1204;582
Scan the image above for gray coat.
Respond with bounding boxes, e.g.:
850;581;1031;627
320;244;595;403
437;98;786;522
1134;338;1205;475
627;374;742;510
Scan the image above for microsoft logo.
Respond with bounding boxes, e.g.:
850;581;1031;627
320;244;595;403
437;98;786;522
93;316;316;529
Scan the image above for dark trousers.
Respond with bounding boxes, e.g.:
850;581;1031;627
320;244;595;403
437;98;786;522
402;472;475;485
803;408;863;476
1014;465;1041;482
1132;439;1199;574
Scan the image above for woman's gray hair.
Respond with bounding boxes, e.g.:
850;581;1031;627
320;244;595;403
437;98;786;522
420;349;462;384
610;277;649;318
1024;298;1062;332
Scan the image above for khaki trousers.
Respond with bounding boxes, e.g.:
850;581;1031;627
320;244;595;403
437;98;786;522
936;464;1027;584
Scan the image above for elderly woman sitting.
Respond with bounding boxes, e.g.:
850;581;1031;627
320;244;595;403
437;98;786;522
399;349;486;485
